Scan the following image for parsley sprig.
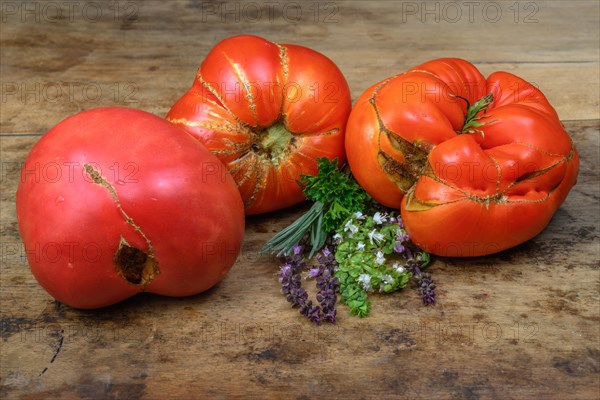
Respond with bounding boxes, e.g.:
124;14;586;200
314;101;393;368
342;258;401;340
261;158;370;257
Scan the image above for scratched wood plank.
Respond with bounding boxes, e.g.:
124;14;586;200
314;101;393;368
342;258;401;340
1;0;599;134
1;0;599;399
1;120;598;399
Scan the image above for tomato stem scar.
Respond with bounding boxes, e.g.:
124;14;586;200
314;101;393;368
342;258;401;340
253;122;295;165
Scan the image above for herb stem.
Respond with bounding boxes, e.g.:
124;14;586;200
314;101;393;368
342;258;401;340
261;201;324;256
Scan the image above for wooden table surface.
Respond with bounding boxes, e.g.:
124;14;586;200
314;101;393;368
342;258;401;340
1;1;599;399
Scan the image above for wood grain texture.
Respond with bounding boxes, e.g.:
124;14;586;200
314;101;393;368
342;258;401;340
1;1;599;399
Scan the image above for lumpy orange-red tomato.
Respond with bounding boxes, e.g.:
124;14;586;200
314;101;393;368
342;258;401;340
345;58;578;257
17;107;245;308
167;35;351;214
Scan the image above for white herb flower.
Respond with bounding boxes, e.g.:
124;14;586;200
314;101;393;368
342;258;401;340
356;241;365;251
373;211;387;225
375;251;385;265
368;229;384;245
333;233;343;243
358;274;373;292
392;262;405;274
353;211;365;220
344;219;358;235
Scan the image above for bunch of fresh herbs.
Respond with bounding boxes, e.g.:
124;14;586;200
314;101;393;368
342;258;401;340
262;158;435;323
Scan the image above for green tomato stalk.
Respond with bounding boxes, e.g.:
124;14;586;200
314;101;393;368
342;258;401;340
456;92;496;137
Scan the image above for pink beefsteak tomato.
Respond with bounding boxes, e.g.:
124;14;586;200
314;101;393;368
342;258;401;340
16;107;245;309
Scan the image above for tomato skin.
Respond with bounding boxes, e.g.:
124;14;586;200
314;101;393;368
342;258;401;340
16;107;245;308
167;35;351;214
346;58;579;257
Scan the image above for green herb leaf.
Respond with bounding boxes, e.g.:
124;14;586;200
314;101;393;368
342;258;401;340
333;212;416;316
301;158;371;233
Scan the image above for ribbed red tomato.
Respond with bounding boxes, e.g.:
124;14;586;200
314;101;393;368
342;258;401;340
16;107;244;308
346;58;579;257
167;35;351;214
